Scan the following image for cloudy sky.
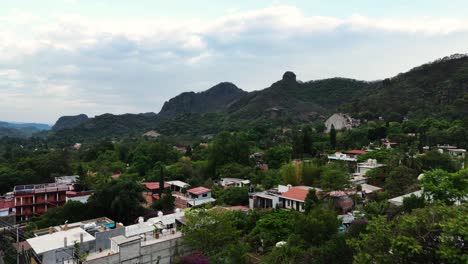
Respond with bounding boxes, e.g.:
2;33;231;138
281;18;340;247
1;0;468;123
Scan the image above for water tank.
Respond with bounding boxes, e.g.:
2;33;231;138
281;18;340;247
138;217;144;224
158;211;163;217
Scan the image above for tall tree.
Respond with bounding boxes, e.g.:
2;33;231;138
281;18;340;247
303;126;313;155
330;125;337;150
158;163;165;197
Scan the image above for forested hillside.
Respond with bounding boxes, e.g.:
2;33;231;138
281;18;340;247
30;54;468;144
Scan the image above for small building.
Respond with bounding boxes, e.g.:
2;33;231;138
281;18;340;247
328;152;357;162
65;190;94;203
0;194;15;217
249;191;281;210
356;159;385;176
279;186;313;212
437;145;466;168
173;187;216;208
166;180;190;193
27;212;189;264
27;217;124;264
55;175;79;185
13;183;71;221
142;182;171;206
388;190;423;206
249;185;321;212
142;182;171;194
219;178;250;188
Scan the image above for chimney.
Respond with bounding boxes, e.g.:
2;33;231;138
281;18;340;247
64;237;67;247
48;226;53;234
64;223;68;231
80;233;83;244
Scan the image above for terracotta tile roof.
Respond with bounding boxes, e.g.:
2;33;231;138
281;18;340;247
111;173;121;179
142;182;170;190
281;187;310;202
187;187;211;195
345;150;367;155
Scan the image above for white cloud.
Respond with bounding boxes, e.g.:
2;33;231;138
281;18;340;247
1;5;468;122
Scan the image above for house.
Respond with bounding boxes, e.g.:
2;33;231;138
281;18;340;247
173;187;216;208
388;190;423;206
111;173;121;179
0;193;15;217
249;185;321;212
184;187;215;207
13;183;71;221
279;186;316;212
437;145;466;168
328;152;357;162
344;150;367;158
324;113;360;133
249;191;281;210
65;190;94;203
166;180;190;193
27;212;189;264
142;182;170;194
173;146;187;153
54;175;79;185
356;159;385;176
141;182;171;206
27;217;124;264
219;178;250;188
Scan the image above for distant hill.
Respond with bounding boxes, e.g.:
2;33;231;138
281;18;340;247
48;54;468;142
159;82;247;117
0;121;51;130
0;121;51;138
52;114;90;131
341;53;468;121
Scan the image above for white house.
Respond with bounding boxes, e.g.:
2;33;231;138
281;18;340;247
219;178;250;188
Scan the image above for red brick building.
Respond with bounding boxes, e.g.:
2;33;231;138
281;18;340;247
13;183;69;221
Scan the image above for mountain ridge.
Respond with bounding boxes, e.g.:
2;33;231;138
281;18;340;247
44;54;468;142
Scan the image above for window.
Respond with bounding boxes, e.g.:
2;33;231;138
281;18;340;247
202;193;208;197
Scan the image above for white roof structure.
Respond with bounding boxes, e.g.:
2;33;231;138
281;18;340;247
54;175;79;184
125;211;184;237
111;235;141;245
388;190;423;206
220;178;250;185
328;153;357;162
27;228;95;254
361;184;382;193
166;180;190;188
187;197;216;206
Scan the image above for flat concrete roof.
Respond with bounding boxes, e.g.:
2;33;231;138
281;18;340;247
27;228;95;254
111;235;141;245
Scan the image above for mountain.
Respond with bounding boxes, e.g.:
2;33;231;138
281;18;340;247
50;113;159;142
0;121;51;130
227;71;370;121
158;82;247;117
52;114;90;131
341;54;468;121
48;54;468;142
0;121;51;138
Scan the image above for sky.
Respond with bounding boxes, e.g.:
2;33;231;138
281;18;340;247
1;0;468;123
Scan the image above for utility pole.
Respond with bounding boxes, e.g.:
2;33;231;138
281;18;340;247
16;226;19;264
